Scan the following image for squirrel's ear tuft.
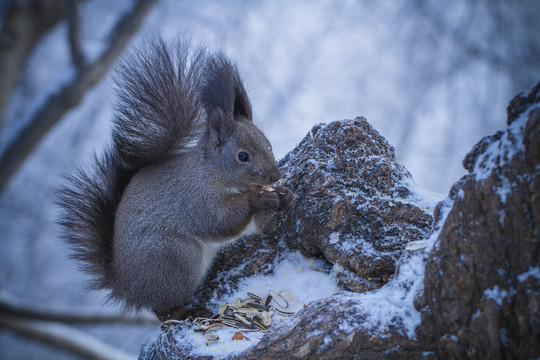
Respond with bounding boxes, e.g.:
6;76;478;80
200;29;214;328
201;52;252;123
233;85;252;121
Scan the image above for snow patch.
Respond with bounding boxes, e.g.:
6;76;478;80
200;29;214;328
400;178;444;213
473;104;538;181
346;253;426;338
329;232;340;245
518;266;540;282
174;251;339;357
484;285;515;306
496;176;513;203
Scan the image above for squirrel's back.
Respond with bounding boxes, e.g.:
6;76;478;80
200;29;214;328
57;39;208;292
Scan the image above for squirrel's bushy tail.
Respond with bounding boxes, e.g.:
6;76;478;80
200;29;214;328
57;39;206;291
57;150;132;289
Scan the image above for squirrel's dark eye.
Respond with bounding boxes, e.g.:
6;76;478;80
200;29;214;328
237;151;249;162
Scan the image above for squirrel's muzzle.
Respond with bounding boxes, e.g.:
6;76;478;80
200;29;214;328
268;166;281;184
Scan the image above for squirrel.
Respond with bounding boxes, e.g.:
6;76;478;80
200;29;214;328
57;39;294;321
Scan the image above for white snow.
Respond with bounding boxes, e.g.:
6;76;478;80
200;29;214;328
496;176;513;203
348;255;426;338
518;266;540;283
329;232;340;245
474;104;538;181
484;285;515;306
174;251;340;357
344;193;454;339
400;178;445;212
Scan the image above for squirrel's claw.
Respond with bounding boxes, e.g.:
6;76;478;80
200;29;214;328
275;186;294;211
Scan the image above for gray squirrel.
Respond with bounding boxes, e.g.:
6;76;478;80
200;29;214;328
57;39;293;321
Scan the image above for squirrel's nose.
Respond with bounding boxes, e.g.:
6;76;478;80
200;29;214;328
269;167;281;183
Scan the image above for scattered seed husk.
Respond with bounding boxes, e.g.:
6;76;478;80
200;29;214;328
269;290;288;308
190;289;299;343
232;298;242;306
219;303;228;315
279;290;299;304
163;319;184;325
252;317;268;331
161;319;186;330
193;317;216;324
247;292;262;301
264;295;273;307
308;266;331;274
204;333;219;341
246;302;270;311
275;308;295;316
237;308;261;318
261;311;272;326
205;324;222;332
222;319;258;330
233;313;251;325
406;240;427;251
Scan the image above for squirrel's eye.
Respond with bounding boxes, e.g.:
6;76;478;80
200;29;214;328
237;151;249;162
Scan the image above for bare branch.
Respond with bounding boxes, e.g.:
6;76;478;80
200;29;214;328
65;0;85;68
0;0;64;129
0;290;158;325
0;314;137;360
0;0;157;193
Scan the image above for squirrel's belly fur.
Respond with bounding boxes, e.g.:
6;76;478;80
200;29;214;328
57;38;293;318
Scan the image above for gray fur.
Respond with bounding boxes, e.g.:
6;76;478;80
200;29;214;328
57;39;293;317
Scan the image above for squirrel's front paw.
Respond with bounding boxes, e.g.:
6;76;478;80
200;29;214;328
274;186;294;211
251;185;294;211
253;187;281;210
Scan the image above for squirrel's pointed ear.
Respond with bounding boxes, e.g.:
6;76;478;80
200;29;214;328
233;85;252;122
201;52;253;123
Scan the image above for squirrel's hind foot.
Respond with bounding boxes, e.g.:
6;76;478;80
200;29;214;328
154;305;213;322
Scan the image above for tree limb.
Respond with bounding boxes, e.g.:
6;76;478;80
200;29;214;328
0;314;137;360
65;0;85;68
0;290;158;325
0;0;157;193
0;0;64;129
